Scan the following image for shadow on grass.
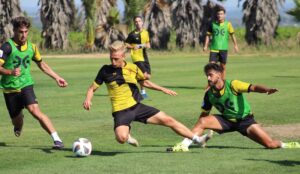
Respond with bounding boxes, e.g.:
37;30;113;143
273;75;300;78
246;158;300;166
190;145;262;150
163;86;204;90
0;142;7;146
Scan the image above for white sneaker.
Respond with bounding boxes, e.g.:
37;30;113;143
127;135;139;147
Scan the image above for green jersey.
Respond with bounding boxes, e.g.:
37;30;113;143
0;39;35;90
202;80;252;120
210;20;230;50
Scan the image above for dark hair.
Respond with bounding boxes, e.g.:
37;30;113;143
12;16;31;30
216;6;226;13
133;15;143;21
204;63;223;74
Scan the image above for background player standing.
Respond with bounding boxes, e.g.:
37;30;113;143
125;16;151;98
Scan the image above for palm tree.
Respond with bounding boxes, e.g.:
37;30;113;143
39;0;75;49
171;0;203;48
0;0;23;44
94;0;127;50
82;0;96;50
242;0;285;45
144;0;172;49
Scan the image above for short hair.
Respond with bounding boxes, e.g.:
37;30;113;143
204;63;223;74
216;6;226;13
133;15;143;21
109;41;125;53
12;16;31;30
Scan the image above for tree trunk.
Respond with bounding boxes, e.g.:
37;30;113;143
0;0;23;44
39;0;75;49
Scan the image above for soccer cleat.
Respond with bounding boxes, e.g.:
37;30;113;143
52;141;64;150
127;135;139;147
14;127;22;137
200;130;214;148
141;93;149;99
166;143;189;152
283;142;300;148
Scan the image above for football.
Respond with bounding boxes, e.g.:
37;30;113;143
72;138;92;157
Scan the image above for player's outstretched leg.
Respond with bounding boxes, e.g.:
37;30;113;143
12;113;24;137
146;111;207;152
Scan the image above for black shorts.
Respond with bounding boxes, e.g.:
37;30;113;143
134;61;151;74
209;50;228;64
214;115;257;136
3;85;38;118
112;103;160;129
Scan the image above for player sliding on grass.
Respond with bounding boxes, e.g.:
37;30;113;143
0;16;67;149
83;41;208;147
167;63;300;152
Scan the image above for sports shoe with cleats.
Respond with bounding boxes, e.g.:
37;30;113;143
52;141;64;150
283;142;300;148
166;143;189;152
14;127;22;137
141;93;149;99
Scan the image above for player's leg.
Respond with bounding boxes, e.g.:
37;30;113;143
26;103;64;149
3;91;24;137
246;124;282;149
137;61;151;98
23;86;63;149
113;107;139;146
219;50;228;79
146;111;206;144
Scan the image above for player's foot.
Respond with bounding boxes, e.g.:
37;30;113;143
14;126;22;137
141;93;149;99
52;141;64;150
201;130;214;148
127;135;139;147
283;142;300;148
166;143;189;152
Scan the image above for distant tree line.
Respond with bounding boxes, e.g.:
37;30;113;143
2;0;299;51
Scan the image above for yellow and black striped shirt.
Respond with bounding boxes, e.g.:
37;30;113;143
94;62;146;112
125;29;150;62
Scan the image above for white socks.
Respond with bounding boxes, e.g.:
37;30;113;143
51;132;62;142
141;89;146;94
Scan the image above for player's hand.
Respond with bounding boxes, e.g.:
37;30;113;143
11;67;21;76
162;88;177;96
203;46;208;52
56;77;68;87
83;100;92;110
267;88;278;95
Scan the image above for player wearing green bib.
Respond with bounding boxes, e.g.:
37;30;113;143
168;63;300;151
0;17;67;149
203;6;238;79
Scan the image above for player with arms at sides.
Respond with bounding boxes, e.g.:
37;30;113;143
0;16;67;149
203;6;238;79
125;16;151;98
167;63;300;152
83;41;209;148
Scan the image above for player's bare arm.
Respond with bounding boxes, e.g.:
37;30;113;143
203;35;210;52
83;82;99;110
35;61;68;87
249;84;278;95
230;34;239;52
139;80;177;96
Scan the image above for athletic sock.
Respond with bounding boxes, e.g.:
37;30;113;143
51;132;62;142
141;89;146;94
182;138;193;147
192;134;208;144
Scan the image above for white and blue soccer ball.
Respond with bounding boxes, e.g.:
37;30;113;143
72;138;92;157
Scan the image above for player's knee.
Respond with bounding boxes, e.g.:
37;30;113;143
115;134;128;144
162;115;176;127
198;117;207;129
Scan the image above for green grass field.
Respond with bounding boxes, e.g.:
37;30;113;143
0;53;299;174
